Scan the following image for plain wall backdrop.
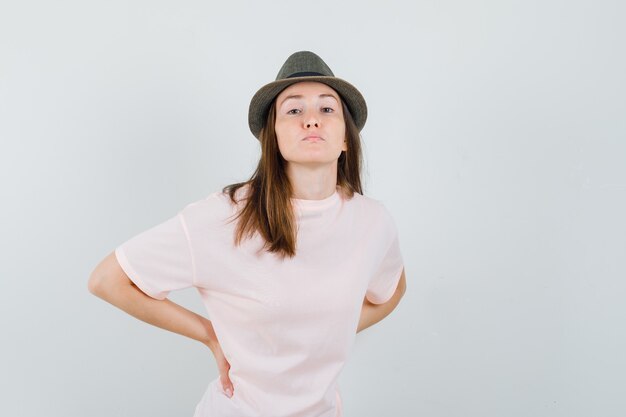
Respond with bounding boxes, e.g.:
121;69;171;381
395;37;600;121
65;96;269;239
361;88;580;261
1;0;625;416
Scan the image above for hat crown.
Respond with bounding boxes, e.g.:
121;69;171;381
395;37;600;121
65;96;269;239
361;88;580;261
275;51;335;80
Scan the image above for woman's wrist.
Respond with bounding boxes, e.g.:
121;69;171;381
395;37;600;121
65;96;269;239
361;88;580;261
198;316;218;348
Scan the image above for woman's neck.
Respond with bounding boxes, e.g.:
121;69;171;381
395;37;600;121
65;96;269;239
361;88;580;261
286;162;338;200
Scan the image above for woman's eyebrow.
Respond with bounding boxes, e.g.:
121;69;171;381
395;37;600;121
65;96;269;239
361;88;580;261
279;93;340;106
319;93;340;103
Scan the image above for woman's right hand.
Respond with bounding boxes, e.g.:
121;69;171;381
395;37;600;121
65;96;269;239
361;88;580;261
202;320;234;398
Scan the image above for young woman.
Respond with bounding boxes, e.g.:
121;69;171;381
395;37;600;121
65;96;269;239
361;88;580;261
89;50;406;417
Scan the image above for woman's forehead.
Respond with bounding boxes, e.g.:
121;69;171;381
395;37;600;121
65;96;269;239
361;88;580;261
276;81;340;101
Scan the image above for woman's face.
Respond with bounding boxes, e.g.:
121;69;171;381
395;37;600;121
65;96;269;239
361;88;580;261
274;81;347;167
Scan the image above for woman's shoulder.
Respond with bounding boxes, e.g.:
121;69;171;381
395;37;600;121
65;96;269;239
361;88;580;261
178;186;246;222
343;190;398;230
344;189;388;213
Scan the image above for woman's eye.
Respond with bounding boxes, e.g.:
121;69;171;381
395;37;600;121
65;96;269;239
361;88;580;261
287;109;301;115
321;107;334;113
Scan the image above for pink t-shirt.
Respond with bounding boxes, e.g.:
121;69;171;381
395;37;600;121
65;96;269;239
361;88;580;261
115;186;404;417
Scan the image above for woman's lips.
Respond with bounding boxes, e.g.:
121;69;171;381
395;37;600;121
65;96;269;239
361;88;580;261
303;135;323;142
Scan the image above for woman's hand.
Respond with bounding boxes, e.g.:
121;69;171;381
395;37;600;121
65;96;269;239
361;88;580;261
201;320;234;398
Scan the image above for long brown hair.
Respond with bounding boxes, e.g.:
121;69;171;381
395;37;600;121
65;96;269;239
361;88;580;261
223;97;363;258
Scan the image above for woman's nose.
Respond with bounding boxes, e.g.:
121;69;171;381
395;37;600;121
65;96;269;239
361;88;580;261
304;111;319;129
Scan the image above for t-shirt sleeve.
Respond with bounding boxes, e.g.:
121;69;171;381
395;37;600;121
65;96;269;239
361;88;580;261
365;205;405;304
114;211;195;300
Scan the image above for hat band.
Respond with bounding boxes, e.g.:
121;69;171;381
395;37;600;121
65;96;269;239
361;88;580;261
286;71;326;78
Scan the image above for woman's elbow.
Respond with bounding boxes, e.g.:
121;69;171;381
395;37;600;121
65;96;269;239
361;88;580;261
87;270;105;296
87;251;126;298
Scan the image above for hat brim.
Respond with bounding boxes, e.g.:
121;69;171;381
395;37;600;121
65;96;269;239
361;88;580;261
248;76;367;139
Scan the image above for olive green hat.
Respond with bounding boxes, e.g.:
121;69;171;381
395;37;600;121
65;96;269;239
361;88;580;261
248;50;368;139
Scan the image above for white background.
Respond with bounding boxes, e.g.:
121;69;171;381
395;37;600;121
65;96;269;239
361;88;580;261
1;1;625;416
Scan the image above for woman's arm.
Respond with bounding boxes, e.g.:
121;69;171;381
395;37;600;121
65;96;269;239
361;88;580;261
88;251;235;397
357;269;406;333
88;251;216;346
